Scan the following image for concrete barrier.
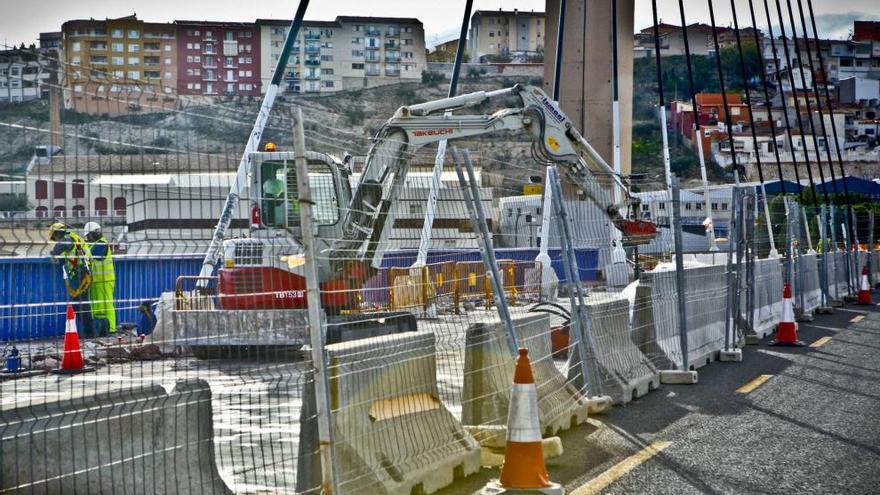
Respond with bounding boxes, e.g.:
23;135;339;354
749;257;783;339
326;332;480;495
798;253;822;315
462;314;589;435
0;379;230;494
632;264;728;370
566;296;660;405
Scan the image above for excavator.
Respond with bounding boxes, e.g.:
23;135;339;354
171;84;656;356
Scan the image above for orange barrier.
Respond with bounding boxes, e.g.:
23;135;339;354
454;261;492;312
388;266;434;311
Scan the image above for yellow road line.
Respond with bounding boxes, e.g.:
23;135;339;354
810;336;832;348
736;374;773;394
850;315;865;323
570;440;671;495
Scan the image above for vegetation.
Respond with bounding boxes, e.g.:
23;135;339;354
420;70;445;88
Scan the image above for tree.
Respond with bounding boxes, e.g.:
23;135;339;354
421;70;445;87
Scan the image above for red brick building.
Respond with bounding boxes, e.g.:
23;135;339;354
175;21;261;97
853;21;880;42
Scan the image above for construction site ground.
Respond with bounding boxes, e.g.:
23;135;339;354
4;295;879;494
440;294;880;495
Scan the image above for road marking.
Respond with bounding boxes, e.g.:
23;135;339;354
571;440;672;495
736;374;773;394
810;336;832;348
850;315;865;323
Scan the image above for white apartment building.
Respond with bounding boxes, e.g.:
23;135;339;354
257;16;426;94
468;9;545;62
0;49;55;103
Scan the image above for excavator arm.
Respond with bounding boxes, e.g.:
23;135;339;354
330;84;655;273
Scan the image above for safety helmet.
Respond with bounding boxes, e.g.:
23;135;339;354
48;222;68;239
83;221;101;236
264;142;277;152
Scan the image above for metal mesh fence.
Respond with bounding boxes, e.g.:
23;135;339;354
1;38;869;495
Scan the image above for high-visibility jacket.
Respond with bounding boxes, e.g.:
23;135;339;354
89;236;116;283
52;231;92;297
88;235;116;332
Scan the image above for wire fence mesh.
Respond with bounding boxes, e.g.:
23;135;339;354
1;33;877;494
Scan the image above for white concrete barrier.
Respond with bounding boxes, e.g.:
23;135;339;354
632;264;728;371
462;314;589;435
798;253;822;315
749;257;783;339
567;295;660;404
326;332;481;495
0;380;230;494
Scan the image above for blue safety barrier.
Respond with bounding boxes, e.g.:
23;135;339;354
0;254;202;342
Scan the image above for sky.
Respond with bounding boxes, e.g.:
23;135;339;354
1;0;878;49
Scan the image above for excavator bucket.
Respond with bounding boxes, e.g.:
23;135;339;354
621;219;658;247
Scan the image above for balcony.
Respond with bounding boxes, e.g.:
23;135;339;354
203;62;218;69
202;75;217;81
385;30;400;37
144;44;161;52
304;58;320;66
384;41;399;49
305;45;320;53
366;28;380;36
304;73;320;80
385;53;400;62
365;44;380;50
304;33;321;40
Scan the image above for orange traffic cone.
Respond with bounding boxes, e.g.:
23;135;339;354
857;266;872;305
483;348;563;495
769;283;804;347
51;305;95;375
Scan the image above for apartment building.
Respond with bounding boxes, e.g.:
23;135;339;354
61;15;177;115
633;23;722;58
175;21;261;97
468;9;545;62
257;16;426;94
0;48;55;103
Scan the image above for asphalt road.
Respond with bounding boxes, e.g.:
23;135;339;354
442;295;880;495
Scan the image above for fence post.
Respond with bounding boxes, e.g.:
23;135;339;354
548;166;608;407
293;108;338;494
830;205;841;304
869;210;875;288
817;205;833;314
842;222;854;299
745;190;756;338
660;175;698;383
722;187;740;359
451;147;518;353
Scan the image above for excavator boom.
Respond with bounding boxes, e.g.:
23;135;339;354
331;84;656;273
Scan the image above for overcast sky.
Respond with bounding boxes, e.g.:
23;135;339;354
1;0;879;49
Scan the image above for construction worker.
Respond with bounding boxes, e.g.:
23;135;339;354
83;222;116;336
48;222;94;337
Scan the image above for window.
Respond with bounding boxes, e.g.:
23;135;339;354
36;206;48;218
322;68;333;75
73;179;87;198
127;71;139;80
53;181;65;199
111;197;125;215
711;202;718;211
165;44;172;51
194;56;201;63
111;29;124;38
352;37;362;44
112;42;124;52
721;203;728;211
354;25;363;32
187;42;193;50
128;29;139;38
128;56;139;64
72;42;81;52
128;44;139;52
35;180;47;199
322;81;334;88
71;56;81;65
352;50;364;57
321;55;333;61
490;32;495;38
352;63;364;70
53;206;66;217
696;203;702;210
685;203;692;210
186;55;193;63
72;205;86;217
658;202;666;210
194;42;201;50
